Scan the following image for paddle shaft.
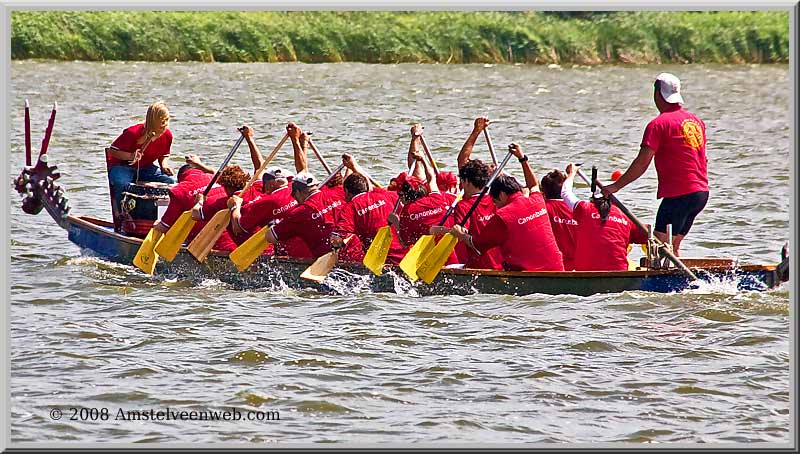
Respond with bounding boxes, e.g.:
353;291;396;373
483;129;499;166
320;163;346;187
456;151;514;228
203;134;246;197
40;102;57;157
24;100;31;166
240;133;290;194
307;138;333;174
388;163;415;220
576;169;698;281
418;135;440;176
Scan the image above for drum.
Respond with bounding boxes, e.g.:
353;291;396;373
120;182;171;237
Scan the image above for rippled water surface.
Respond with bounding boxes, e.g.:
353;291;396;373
8;61;791;444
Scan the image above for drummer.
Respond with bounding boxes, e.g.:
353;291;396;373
106;101;176;231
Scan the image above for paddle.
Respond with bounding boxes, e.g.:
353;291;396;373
418;134;440;175
132;228;163;274
363;163;415;276
483;129;499;166
300;233;352;283
575;168;698;281
188;133;290;262
308;137;382;188
398;193;462;281
307;137;332;174
231;162;346;273
24;100;31;166
416;149;514;284
154;133;247;261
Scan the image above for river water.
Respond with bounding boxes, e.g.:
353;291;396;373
8;61;791;444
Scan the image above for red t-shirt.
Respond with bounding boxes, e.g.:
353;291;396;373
335;188;408;264
572;200;649;271
239;180;264;205
108;123;172;168
473;192;564;272
397;191;457;265
237;185;311;258
160;169;212;229
179;185;236;251
641;105;708;199
321;184;346;219
397;192;454;245
545;198;579;271
271;190;341;258
452;195;503;270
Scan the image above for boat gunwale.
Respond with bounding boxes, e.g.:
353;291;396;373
68;214;779;278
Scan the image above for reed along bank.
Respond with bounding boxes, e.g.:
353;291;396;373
11;11;789;65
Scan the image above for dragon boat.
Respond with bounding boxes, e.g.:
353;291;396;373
14;138;789;297
13;103;790;296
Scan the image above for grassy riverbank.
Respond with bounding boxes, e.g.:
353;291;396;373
11;11;789;64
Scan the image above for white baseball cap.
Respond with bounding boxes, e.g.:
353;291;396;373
655;73;684;104
291;171;318;191
262;166;292;182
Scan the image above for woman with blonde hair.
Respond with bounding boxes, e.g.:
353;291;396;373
106;101;175;230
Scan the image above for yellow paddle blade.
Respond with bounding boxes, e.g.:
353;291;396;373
416;233;458;284
133;228;162;275
300;251;339;283
154;211;195;262
187;209;231;263
362;225;392;276
229;226;270;272
398;234;435;281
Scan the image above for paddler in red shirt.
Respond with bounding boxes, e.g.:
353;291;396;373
387;125;457;264
263;170;346;259
188;165;249;251
436;171;459;205
330;154;408;264
106;101;176;231
562;163;649;271
448;144;564;272
540;168;579;271
153;154;215;238
434;159;503;270
602;73;708;256
286;123;347;218
225;125;312;258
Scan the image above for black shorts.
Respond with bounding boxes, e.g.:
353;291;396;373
655;191;709;236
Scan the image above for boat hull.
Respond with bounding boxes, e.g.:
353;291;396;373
66;215;780;296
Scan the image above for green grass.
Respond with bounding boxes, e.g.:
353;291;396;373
11;11;790;64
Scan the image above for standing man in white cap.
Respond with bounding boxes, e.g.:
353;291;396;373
602;72;708;256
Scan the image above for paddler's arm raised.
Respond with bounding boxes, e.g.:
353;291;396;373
287;122;308;173
457;117;490;170
408;124;425;180
341;154;372;190
602;145;655;196
560;162;580;211
239;125;265;170
413;149;438;192
508;143;538;192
